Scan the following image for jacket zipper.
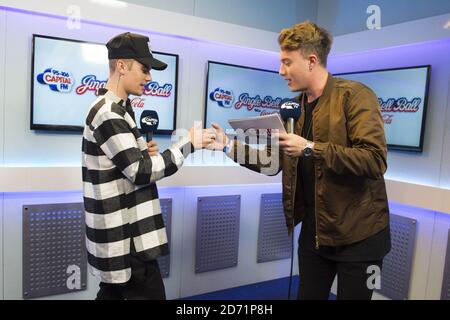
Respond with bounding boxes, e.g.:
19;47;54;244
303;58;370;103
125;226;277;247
290;98;302;235
291;158;298;234
312;107;320;250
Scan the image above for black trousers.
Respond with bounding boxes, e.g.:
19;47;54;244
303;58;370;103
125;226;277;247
297;250;383;300
96;254;166;300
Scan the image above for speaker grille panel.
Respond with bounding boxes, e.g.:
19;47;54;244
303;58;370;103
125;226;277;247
195;195;240;273
22;203;87;299
257;193;292;263
157;198;172;278
377;213;416;300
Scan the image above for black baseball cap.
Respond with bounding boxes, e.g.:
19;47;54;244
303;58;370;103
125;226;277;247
106;32;167;71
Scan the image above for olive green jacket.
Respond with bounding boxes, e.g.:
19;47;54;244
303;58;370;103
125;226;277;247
228;73;389;247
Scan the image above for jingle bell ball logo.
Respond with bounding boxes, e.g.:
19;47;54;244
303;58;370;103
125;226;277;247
379;97;422;125
76;75;107;95
37;68;74;93
210;87;234;108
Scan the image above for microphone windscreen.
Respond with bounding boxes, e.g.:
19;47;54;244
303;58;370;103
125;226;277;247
280;100;301;121
140;110;159;134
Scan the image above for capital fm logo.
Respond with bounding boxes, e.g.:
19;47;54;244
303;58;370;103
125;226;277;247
37;68;74;93
141;116;158;126
209;87;234;108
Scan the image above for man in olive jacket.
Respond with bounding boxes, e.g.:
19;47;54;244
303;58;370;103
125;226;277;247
210;21;391;300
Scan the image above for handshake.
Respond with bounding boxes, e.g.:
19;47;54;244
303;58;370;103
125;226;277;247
147;122;311;158
147;123;229;156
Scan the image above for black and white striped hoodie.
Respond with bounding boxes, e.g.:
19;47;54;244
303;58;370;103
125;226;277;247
82;88;192;284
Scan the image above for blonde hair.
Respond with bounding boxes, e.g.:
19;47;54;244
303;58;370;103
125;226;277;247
278;21;333;67
108;59;134;73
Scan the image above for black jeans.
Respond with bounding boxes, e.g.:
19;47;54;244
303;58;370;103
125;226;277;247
96;254;166;300
297;250;383;300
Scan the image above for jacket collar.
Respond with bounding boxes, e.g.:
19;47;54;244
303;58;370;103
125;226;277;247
321;72;334;100
299;72;334;105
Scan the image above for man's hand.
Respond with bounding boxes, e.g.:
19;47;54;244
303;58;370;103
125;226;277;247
207;123;229;151
147;140;159;156
189;123;216;149
274;132;307;157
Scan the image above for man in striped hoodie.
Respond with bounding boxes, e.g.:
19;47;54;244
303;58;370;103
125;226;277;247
82;32;214;300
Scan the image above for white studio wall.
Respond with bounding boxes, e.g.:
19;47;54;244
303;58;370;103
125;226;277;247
318;0;450;36
124;0;318;33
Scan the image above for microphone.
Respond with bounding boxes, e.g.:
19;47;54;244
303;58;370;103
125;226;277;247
140;110;159;141
279;100;301;134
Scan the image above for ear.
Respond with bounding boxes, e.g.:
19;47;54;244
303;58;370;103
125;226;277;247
308;54;319;67
116;59;127;75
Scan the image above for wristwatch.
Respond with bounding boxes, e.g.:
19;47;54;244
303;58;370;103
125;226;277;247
303;140;314;157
